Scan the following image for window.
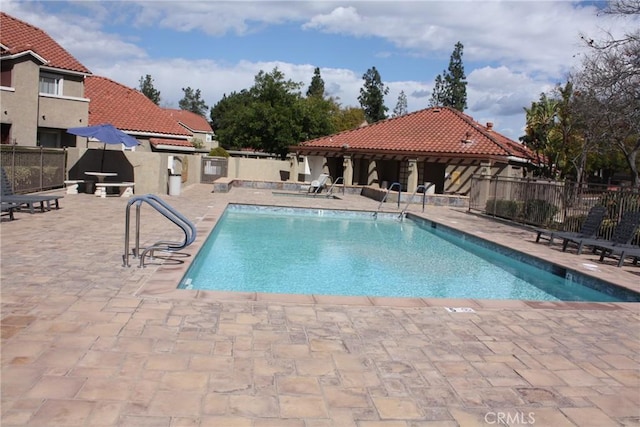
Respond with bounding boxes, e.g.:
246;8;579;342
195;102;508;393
38;130;60;148
39;73;63;95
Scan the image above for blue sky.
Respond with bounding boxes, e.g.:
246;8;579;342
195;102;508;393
3;0;636;140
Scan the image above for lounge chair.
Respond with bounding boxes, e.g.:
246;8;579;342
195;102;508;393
309;174;330;194
535;205;606;245
1;201;19;220
597;243;640;267
0;167;63;213
562;210;640;255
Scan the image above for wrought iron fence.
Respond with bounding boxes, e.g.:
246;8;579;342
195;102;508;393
469;175;640;242
0;145;67;194
200;156;228;184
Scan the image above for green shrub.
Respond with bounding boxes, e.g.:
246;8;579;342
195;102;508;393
485;199;520;220
208;147;230;158
524;199;558;225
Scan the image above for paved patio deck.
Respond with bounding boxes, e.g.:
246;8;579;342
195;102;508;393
1;184;638;427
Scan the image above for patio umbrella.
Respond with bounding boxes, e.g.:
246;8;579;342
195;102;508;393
67;123;140;171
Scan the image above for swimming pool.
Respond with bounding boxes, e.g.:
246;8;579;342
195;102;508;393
179;205;639;302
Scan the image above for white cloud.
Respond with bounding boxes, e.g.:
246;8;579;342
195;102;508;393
4;0;638;142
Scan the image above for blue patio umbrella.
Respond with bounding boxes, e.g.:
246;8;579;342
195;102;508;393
67;123;139;171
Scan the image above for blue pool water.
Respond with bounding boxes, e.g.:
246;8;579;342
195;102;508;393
180;205;638;302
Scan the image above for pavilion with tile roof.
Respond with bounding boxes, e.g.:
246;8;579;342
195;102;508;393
292;107;537;195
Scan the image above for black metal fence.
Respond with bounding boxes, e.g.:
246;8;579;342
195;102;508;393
0;146;66;194
469;175;640;242
200;156;228;183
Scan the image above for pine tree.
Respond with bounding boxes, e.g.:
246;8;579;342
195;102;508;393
179;87;209;116
138;74;161;105
428;42;467;111
358;66;389;123
392;91;408;117
306;67;325;98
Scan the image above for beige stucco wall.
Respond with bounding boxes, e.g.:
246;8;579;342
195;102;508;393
227;157;290;181
1;58;40;145
0;58;89;147
66;148;203;195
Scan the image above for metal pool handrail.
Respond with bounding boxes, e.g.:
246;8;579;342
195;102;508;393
123;194;196;268
373;182;402;219
326;176;344;196
399;183;435;220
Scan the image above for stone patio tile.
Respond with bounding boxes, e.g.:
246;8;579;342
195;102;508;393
277;376;322;395
587;394;640;417
279;395;328;418
515;368;567;386
118;415;171;427
25;375;86;398
28;399;95;425
553;369;605;386
323;386;370;409
161;371;209;391
32;348;86;368
294;357;336;376
146;391;203;417
228;394;279;417
372;396;423;420
561;407;620;427
88;401;124;426
145;353;190;371
199;416;252;427
76;377;133;401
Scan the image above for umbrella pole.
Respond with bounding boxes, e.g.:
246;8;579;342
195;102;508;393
100;144;106;172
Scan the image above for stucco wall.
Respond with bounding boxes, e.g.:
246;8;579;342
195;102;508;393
66;148;203;195
227;157;291;182
1;58;39;145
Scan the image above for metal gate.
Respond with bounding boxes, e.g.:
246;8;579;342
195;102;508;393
200;156;228;183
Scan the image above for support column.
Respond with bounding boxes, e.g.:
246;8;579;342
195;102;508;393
288;154;299;182
368;159;379;186
343;155;353;186
407;158;418;191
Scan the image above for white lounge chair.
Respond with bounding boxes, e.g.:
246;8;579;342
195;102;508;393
309;174;330;194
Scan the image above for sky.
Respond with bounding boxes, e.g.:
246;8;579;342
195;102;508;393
2;0;637;140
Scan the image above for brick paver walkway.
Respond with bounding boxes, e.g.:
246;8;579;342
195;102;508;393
1;184;638;426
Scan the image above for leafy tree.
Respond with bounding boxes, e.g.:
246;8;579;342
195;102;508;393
522;93;561;178
138;74;161;105
574;0;640;187
392;90;408;117
306;67;325;98
429;41;467;111
331;105;366;132
358;66;389;123
179;86;209;116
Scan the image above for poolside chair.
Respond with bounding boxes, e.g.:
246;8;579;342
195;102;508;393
0;167;63;213
535;205;606;245
596;243;640;268
1;201;19;220
308;174;330;194
562;210;640;255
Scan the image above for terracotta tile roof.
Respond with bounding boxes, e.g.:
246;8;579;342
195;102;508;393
163;108;214;133
296;107;535;160
149;138;194;148
85;76;191;137
0;12;91;74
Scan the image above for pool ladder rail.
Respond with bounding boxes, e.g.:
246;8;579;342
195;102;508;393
325;176;345;196
373;182;402;219
123;194;197;268
398;183;434;221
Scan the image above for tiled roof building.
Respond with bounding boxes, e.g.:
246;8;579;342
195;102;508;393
293;107;536;195
85;76;194;150
1;12;91;146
